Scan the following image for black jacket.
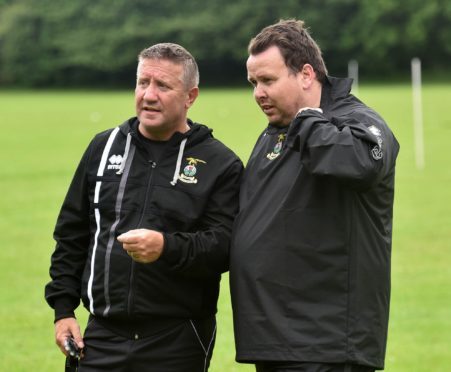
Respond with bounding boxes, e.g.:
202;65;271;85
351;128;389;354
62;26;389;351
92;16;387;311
230;77;399;369
45;118;243;327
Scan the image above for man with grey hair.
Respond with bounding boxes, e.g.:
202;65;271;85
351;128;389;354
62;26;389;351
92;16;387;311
45;43;243;371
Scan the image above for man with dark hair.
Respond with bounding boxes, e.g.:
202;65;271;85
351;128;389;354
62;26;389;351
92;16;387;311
45;42;243;372
230;20;399;372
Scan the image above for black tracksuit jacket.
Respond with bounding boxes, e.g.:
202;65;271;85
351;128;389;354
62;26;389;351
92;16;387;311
45;118;243;328
230;77;399;369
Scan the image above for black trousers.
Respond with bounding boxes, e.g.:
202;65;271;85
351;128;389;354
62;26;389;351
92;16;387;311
78;316;216;372
255;361;375;372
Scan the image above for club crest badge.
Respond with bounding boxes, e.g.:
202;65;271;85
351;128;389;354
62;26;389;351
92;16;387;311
178;157;206;184
267;134;286;160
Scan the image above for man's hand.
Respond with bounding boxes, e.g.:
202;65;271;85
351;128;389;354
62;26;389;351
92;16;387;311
55;317;84;356
118;229;164;263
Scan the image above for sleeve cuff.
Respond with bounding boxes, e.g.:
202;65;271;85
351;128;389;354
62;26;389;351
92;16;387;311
53;298;77;323
160;233;180;266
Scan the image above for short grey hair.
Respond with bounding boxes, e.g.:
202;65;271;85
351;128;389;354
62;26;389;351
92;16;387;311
138;43;199;89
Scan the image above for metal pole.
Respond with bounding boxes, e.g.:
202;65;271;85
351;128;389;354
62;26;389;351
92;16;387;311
411;58;425;170
348;60;359;96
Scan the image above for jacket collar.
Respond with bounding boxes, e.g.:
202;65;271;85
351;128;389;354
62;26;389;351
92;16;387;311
320;76;353;110
118;117;212;150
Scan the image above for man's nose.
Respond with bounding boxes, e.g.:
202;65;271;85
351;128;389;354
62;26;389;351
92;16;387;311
254;83;267;100
143;84;158;100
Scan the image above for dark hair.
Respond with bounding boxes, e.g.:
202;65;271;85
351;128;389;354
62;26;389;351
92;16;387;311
248;19;328;83
138;43;199;89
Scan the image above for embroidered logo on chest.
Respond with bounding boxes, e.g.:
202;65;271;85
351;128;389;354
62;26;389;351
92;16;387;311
266;134;286;160
107;154;123;170
178;157;206;184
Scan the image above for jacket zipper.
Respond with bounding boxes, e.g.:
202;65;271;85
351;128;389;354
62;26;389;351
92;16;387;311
127;159;157;316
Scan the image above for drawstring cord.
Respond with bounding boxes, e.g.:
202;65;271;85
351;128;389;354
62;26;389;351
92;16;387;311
116;133;132;175
170;138;187;186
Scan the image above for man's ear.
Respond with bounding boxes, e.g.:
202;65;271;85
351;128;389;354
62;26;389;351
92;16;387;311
300;64;317;88
185;87;199;109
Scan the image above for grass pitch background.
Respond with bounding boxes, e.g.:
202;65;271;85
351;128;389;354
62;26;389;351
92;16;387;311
0;85;450;371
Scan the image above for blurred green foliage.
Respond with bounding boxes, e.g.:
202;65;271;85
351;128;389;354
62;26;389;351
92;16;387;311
0;0;450;87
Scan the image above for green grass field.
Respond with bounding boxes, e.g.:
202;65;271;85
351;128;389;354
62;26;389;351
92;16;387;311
1;84;450;371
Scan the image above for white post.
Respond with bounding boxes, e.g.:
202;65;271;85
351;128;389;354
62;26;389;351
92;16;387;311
411;58;425;170
348;59;359;96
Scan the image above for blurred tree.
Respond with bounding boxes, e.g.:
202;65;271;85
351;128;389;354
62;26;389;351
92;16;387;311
0;0;449;87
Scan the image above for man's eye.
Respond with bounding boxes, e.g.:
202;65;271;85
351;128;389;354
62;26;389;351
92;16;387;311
157;82;169;89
